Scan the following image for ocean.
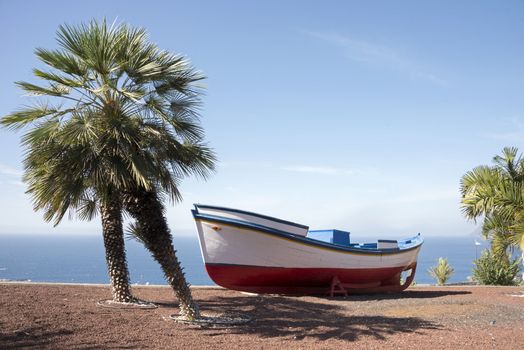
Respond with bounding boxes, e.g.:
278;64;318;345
0;234;507;286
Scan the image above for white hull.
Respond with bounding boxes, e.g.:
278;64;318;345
195;219;421;269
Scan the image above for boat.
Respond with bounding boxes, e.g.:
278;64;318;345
192;204;423;296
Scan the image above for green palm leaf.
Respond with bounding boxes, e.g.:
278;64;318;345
1;18;215;224
461;148;524;264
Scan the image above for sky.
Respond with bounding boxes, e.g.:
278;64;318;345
0;1;523;239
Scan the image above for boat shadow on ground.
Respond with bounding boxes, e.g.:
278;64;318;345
198;293;448;342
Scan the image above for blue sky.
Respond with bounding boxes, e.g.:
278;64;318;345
0;1;523;239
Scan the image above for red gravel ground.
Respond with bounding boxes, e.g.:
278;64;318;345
1;283;523;349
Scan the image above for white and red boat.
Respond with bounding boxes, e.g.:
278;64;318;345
192;204;423;296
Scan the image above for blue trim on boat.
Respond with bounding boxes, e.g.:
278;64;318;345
194;204;309;230
192;211;423;255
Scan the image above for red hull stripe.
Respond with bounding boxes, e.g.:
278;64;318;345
205;263;412;295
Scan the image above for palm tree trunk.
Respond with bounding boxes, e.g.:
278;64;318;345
521;250;524;281
123;189;200;320
491;233;510;265
100;195;134;303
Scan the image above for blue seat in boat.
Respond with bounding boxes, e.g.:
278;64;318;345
307;229;350;246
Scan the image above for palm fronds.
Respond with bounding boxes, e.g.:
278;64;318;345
1;19;215;224
460;148;524;261
427;257;454;285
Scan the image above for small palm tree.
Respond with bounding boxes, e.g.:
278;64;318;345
461;147;524;272
1;20;215;319
428;257;454;285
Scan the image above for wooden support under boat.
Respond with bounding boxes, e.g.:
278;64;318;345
329;276;348;297
328;263;417;297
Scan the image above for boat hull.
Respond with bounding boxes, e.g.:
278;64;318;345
193;205;423;295
204;263;417;294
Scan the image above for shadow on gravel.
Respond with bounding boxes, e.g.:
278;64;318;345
0;325;141;350
199;295;444;342
343;290;472;301
0;325;74;349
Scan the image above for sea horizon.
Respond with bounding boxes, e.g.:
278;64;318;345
0;234;499;286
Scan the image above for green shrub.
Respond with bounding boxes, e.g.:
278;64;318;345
428;257;454;285
472;249;521;286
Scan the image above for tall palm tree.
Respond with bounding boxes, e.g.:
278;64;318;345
124;188;199;319
122;141;214;320
11;107;144;303
1;20;215;318
460;147;524;269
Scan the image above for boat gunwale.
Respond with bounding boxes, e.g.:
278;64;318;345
194;204;309;230
192;211;423;255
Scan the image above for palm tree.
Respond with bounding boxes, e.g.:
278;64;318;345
122;141;214;320
1;20;215;318
460;147;524;272
124;188;201;319
11;106;141;303
427;257;454;285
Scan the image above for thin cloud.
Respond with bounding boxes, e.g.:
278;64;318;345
282;165;354;175
482;131;524;141
223;160;362;176
388;188;459;204
300;30;448;86
220;160;273;169
0;164;23;178
481;116;524;141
